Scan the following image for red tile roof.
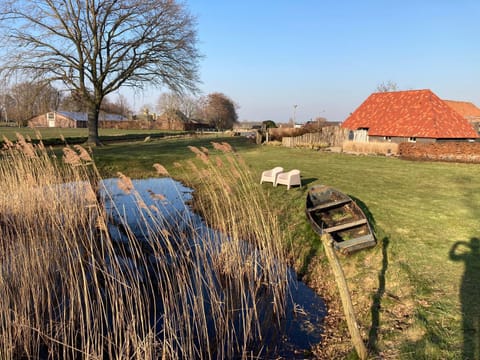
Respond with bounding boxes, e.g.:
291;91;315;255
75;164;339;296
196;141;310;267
443;100;480;118
342;89;478;139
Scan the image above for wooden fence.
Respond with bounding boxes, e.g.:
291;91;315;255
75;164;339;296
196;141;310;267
281;126;350;148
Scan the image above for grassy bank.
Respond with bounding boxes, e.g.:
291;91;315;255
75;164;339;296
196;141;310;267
90;137;480;359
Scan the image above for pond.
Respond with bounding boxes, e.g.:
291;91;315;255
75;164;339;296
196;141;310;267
101;177;326;358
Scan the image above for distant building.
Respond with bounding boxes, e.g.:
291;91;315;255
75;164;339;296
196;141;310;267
444;100;480;134
29;111;128;128
341;89;478;143
155;109;193;131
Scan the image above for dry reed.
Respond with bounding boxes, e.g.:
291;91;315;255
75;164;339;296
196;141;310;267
342;140;399;156
0;135;288;359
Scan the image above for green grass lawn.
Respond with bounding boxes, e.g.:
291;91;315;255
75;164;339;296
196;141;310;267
92;134;252;178
0;126;185;146
67;136;480;358
239;145;480;359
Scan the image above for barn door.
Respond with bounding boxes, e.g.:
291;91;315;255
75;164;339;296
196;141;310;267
353;129;369;142
47;112;55;127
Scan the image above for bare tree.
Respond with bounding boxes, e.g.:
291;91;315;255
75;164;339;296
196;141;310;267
376;80;399;92
0;0;200;144
101;95;132;117
2;81;62;126
62;89;132;116
157;92;183;114
202;93;238;130
60;90;86;113
182;95;202;120
157;92;200;120
114;94;133;118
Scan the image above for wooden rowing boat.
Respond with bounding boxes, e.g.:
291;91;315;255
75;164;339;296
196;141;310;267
306;184;376;255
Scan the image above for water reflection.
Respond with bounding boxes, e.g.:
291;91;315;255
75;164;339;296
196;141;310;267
101;177;326;358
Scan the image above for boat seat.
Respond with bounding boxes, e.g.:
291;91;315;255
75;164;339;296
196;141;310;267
334;234;376;254
323;218;367;233
307;198;352;212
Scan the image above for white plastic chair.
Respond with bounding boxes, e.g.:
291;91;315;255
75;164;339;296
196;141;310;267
260;166;284;184
274;169;301;189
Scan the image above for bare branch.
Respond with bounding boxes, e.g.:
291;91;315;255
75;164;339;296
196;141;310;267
0;0;200;144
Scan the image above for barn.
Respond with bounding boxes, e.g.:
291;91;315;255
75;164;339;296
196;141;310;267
28;111;128;128
341;90;478;143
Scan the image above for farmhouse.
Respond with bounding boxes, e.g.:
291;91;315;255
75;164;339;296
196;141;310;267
341;89;478;143
29;111;128;128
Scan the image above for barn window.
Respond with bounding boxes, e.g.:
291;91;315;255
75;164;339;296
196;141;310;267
384;136;392;142
408;137;416;143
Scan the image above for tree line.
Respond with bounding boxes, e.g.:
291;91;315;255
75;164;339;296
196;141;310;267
0;82;131;126
0;79;238;131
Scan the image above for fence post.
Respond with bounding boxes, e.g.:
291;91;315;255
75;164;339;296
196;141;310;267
320;234;368;360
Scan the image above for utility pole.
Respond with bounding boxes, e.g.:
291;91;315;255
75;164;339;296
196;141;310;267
293;104;298;126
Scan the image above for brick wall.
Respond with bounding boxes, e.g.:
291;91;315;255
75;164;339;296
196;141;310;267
399;142;480;163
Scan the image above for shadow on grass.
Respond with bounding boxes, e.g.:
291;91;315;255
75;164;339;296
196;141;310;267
300;177;318;187
450;237;480;359
368;236;389;352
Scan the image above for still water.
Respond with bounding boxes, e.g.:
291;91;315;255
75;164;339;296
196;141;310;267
101;177;326;358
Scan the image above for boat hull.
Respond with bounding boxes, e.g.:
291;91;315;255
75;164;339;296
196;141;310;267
306;185;376;255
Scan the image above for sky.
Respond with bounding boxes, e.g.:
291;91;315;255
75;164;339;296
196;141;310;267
134;0;480;123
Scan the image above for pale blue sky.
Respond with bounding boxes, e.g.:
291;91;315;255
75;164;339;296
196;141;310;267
141;0;480;123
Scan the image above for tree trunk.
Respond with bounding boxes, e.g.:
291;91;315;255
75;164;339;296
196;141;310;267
86;103;101;146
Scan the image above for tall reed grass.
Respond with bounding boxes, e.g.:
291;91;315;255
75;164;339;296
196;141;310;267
0;134;288;359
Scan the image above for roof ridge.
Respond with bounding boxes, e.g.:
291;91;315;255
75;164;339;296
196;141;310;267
373;88;432;95
444;99;473;104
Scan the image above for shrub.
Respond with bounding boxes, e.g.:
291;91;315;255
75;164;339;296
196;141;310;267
268;127;307;141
